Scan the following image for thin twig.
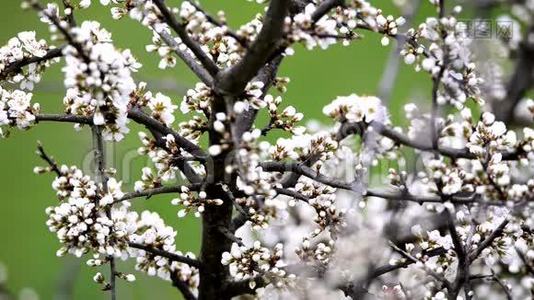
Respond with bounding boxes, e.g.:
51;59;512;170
128;242;201;268
389;241;452;291
29;1;90;63
62;0;76;27
261;161;354;190
341;246;447;298
187;1;248;47
36;142;61;176
153;0;219;77
38;111;206;182
469;272;512;300
128;107;208;161
153;27;214;86
115;184;200;203
275;188;310;202
468;218;510;261
218;226;244;246
516;247;534;275
0;47;64;81
494;24;534;122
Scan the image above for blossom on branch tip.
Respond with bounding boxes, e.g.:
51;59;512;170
323;94;386;124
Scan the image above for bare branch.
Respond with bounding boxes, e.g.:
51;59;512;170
469;272;513;300
224;276;267;298
218;226;244;246
230;213;248;233
260;161;354;190
36;142;61;176
128;242;201;268
516;247;534;276
311;0;344;22
116;184;201;204
365;188;484;205
36;114;92;124
275;188;310;202
108;258;117;300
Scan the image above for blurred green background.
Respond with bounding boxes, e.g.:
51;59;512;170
0;1;436;299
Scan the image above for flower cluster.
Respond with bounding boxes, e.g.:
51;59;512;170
221;242;287;284
137;133;179;181
113;0;245;69
289;4;339;50
0;87;38;137
264;95;305;135
145;28;179;70
306;187;346;237
48;165;98;200
129;82;178;127
466;112;515;157
147;91;177;127
390;206;531;299
134;167;161;193
129;211;199;287
178;115;208;142
236;128;278;198
296;239;335;265
177;1;243;68
172;188;223;218
40;162;199;286
0;31;57;90
45;177;135;258
270;131;339;163
286;1;406;51
180;82;213;115
323;94;386;124
61;21;138;141
234;81;267;113
400;15;484;108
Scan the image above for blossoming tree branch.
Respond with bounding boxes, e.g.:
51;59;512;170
0;0;533;299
